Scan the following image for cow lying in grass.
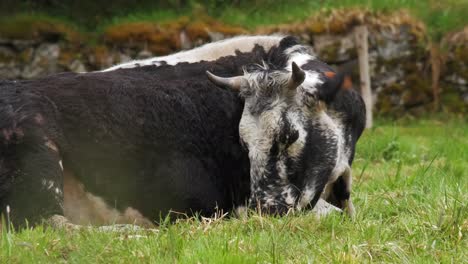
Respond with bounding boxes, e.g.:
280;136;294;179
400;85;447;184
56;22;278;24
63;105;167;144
0;36;365;228
104;35;366;216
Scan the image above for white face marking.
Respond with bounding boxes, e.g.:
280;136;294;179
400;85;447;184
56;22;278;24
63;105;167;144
59;160;63;171
102;35;284;72
297;185;316;210
286;111;307;159
239;99;286;182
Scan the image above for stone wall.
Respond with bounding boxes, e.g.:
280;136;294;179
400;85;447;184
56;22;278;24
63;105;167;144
0;15;466;115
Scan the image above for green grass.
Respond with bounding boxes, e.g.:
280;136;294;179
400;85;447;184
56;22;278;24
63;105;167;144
1;117;467;263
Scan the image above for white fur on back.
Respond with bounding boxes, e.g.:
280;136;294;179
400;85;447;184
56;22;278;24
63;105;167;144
102;35;284;71
285;45;316;69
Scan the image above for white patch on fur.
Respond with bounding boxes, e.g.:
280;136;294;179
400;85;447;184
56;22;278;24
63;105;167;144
317;112;349;183
301;71;322;91
282;187;296;206
284;45;316;68
42;178;62;203
312;198;342;217
286;111;307;159
59;160;63;171
42;179;55;190
296;185;316;210
276;158;288;181
263;196;277;206
289;54;313;69
102;35;284;71
294;71;322;109
316;111;356;216
321;182;334;201
45;139;59;153
284;45;321;102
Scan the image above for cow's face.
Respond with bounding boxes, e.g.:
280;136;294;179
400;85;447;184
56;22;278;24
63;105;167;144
207;62;331;214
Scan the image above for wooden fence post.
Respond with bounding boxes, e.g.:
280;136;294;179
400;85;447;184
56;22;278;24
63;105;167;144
354;25;373;128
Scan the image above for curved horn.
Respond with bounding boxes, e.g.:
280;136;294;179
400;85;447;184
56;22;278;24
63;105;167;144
206;71;245;91
288;62;306;90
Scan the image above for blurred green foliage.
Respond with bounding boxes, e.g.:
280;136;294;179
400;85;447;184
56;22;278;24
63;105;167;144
1;0;467;37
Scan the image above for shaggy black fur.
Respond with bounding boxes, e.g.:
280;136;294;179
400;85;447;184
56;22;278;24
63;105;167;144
0;36;303;226
0;71;251;226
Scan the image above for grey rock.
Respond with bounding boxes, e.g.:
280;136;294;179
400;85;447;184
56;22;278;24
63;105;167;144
0;62;21;79
118;52;132;64
22;43;60;79
313;32;356;62
69;59;87;73
373;29;411;60
0;46;21;79
207;31;225;42
445;74;467;86
137;49;152;59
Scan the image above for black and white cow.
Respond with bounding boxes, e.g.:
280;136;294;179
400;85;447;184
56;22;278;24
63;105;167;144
105;35;366;214
0;36;365;227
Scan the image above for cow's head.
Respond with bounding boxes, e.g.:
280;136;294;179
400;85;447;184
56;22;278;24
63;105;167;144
207;62;341;214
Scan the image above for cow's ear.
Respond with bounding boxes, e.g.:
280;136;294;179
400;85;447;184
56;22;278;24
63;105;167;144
318;71;352;103
288;62;305;90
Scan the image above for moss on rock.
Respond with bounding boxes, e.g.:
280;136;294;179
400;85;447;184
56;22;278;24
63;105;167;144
0;14;81;42
103;17;245;55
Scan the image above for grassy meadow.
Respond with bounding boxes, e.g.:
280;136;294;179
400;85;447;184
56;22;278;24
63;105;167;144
1;116;466;263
